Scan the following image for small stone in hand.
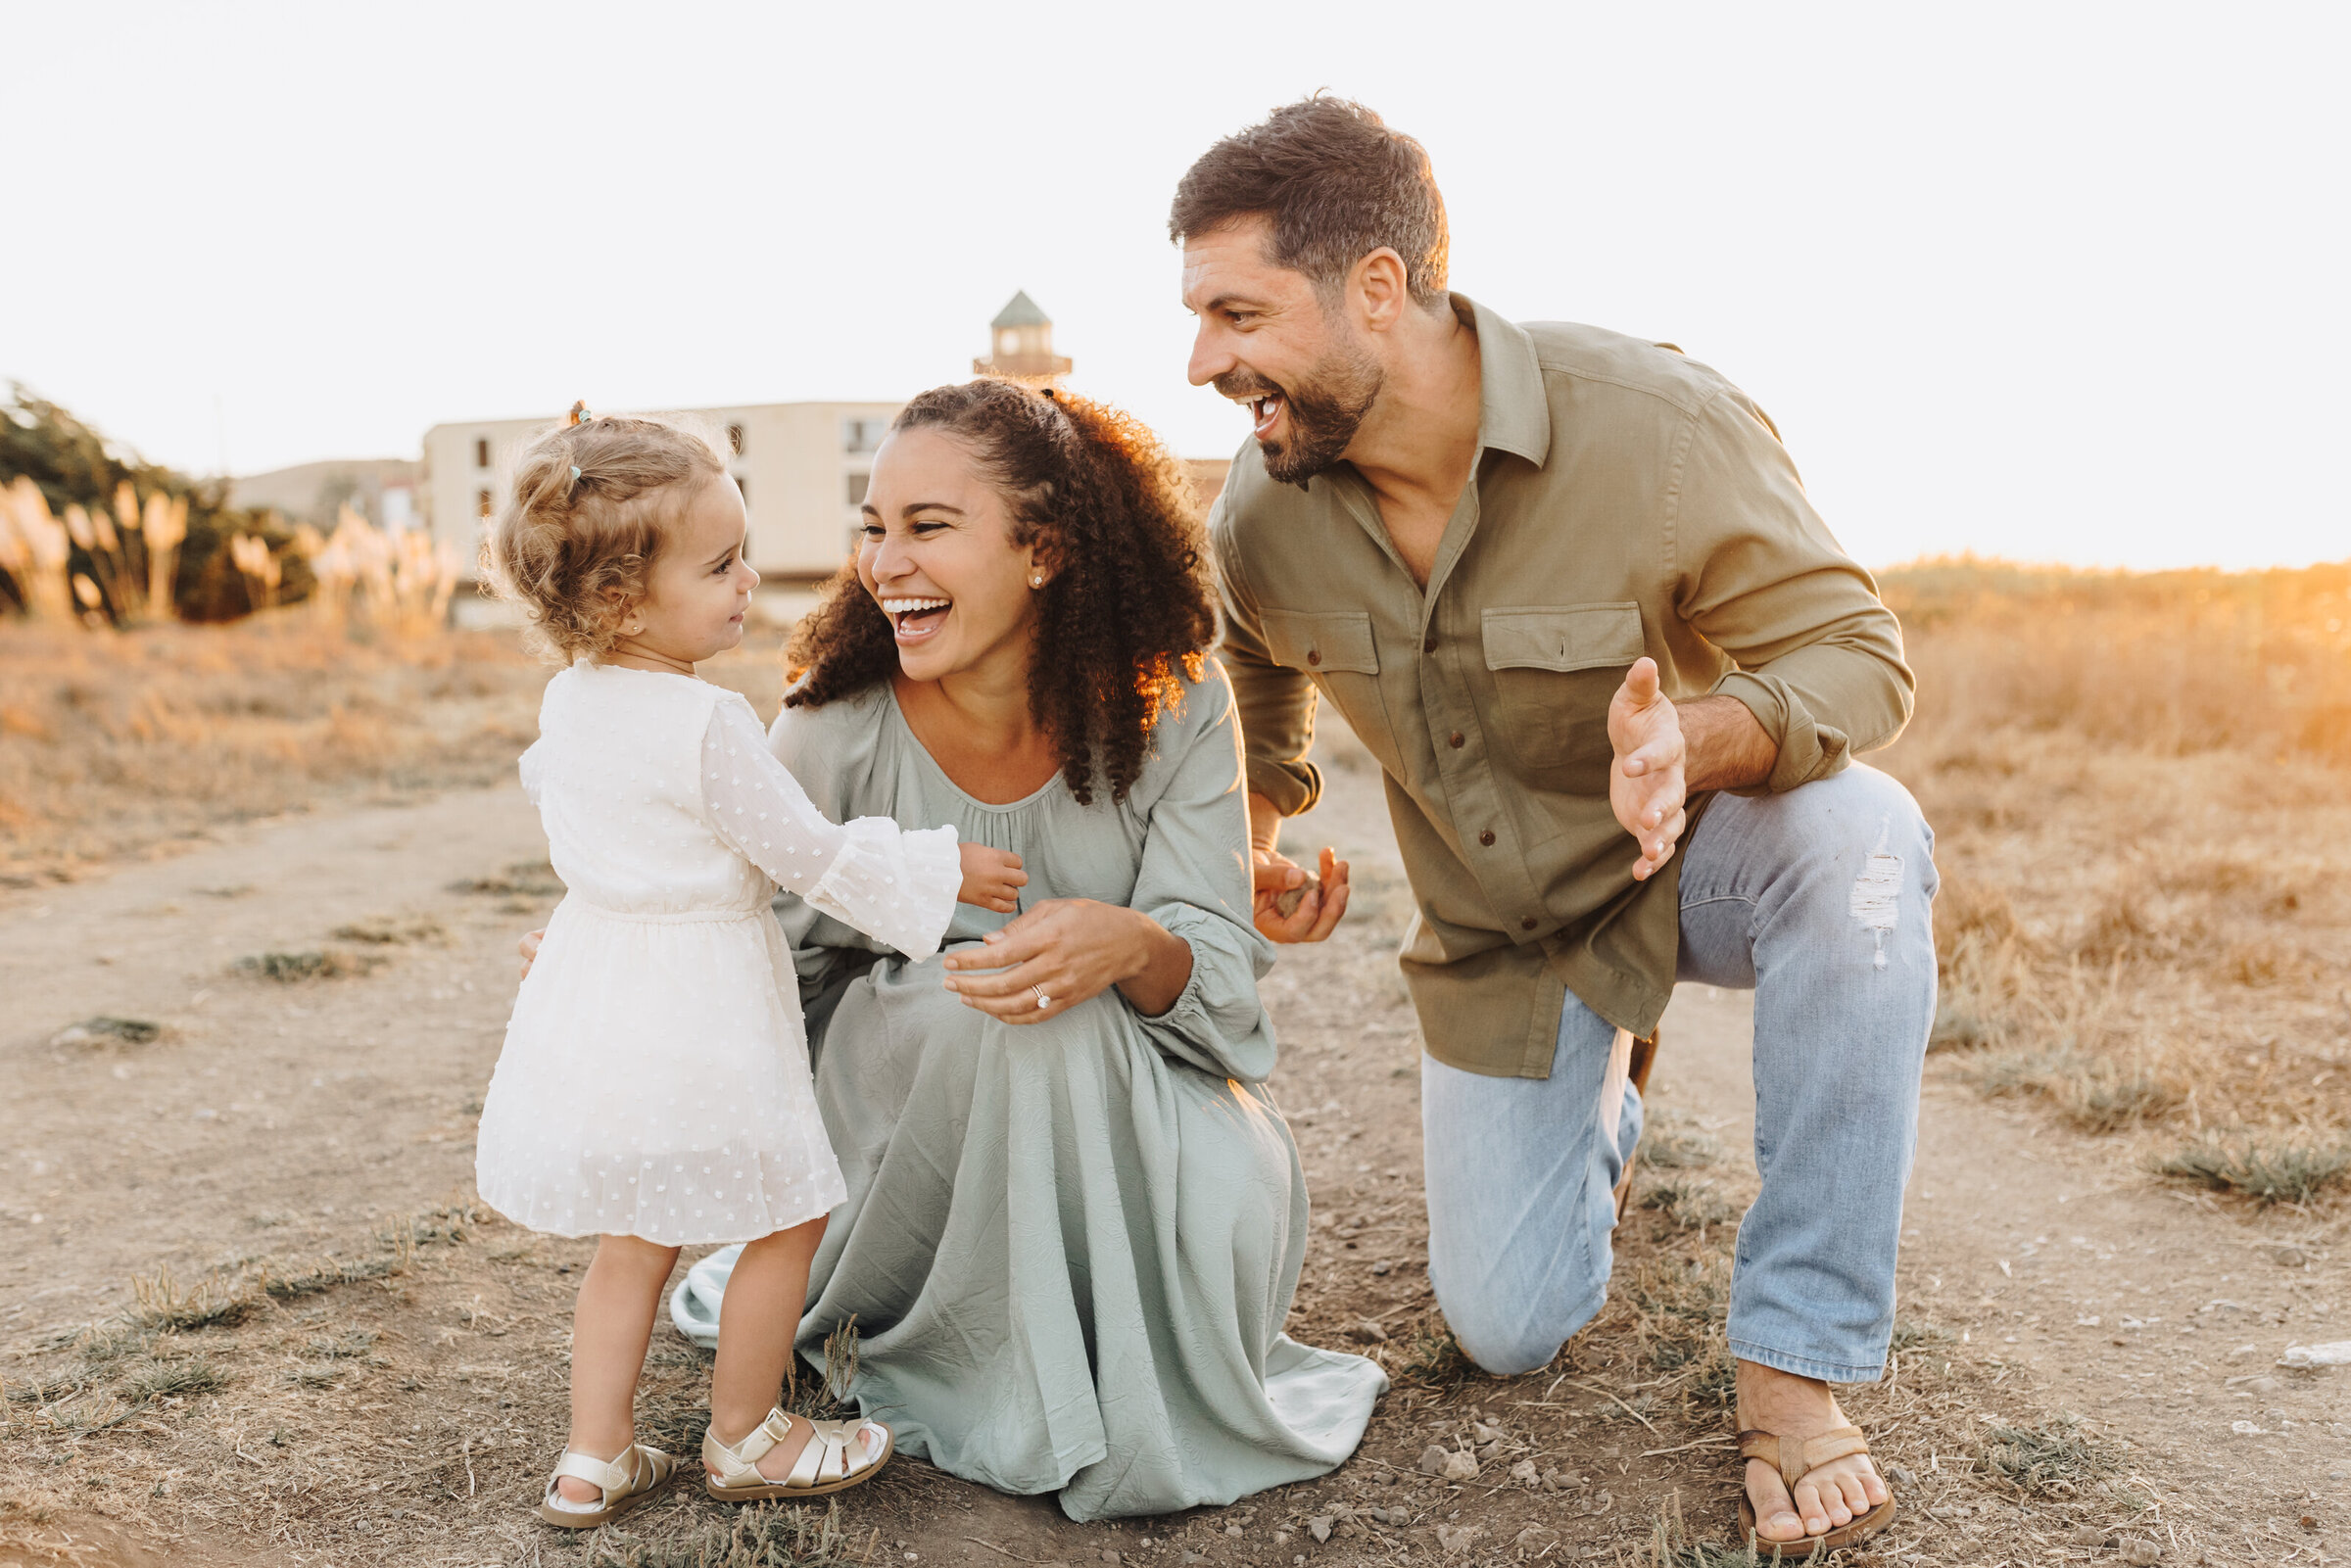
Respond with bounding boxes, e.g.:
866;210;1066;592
1273;870;1323;920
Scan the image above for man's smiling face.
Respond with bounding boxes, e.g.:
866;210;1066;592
1181;214;1382;487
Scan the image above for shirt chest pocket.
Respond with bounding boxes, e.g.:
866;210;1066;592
1481;603;1646;782
1261;609;1381;677
1258;608;1390;762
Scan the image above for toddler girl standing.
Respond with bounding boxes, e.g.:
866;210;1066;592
474;406;1026;1528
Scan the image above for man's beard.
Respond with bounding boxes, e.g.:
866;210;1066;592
1216;343;1383;489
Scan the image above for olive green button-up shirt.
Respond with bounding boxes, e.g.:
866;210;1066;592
1210;295;1913;1078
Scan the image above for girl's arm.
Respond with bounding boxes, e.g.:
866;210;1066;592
701;696;961;959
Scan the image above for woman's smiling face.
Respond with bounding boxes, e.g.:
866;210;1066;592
856;425;1047;684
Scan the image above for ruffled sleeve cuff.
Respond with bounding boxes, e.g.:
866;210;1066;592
806;817;961;959
1133;904;1278;1083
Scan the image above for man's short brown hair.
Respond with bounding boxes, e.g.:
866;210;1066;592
1170;95;1450;307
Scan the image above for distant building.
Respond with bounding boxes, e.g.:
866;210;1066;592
973;291;1073;386
969;290;1229;511
414;292;1225;587
229;457;420;531
421;402;897;584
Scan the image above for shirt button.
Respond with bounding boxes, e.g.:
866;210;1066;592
1422;633;1438;653
1479;830;1496;847
1520;916;1538;931
1307;648;1321;667
1448;732;1465;749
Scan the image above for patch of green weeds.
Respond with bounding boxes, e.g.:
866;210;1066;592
128;1267;260;1333
377;1201;486;1251
1889;1318;1951;1353
262;1255;401;1301
1979;1417;2115;1498
304;1330;378;1360
1392;1318;1478;1391
1963;1047;2183;1133
1643;1491;1821;1566
1624;1252;1740;1413
234;948;385;982
2158;1134;2351;1205
587;1499;881;1568
1639;1178;1738;1232
3;1373;85;1405
118;1358;225;1402
49;1017;162;1048
1643;1125;1729;1170
331;916;446;945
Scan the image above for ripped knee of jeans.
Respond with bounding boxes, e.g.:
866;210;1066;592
1848;817;1904;971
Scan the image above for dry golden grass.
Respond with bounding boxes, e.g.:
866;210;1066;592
0;615;548;882
1873;559;2351;1199
0;608;793;888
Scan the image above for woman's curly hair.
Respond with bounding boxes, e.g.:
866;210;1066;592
479;406;728;663
786;380;1216;807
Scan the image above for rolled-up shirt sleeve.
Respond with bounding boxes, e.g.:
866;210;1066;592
1210;500;1323;817
1671;389;1915;793
701;695;960;958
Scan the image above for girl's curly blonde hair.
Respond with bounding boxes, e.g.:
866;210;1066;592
479;404;729;662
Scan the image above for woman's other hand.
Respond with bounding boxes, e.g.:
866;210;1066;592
517;927;544;980
956;842;1029;914
941;898;1193;1022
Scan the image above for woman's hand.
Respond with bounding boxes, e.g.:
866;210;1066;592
517;927;545;980
956;842;1028;914
940;898;1192;1022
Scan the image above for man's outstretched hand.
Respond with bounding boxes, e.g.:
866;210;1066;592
1609;657;1689;881
1252;844;1350;942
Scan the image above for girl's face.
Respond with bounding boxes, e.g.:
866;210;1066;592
623;476;759;664
856;426;1046;685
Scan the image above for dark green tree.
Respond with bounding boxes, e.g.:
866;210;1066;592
0;384;312;620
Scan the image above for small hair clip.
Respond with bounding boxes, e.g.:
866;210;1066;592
569;465;583;482
567;400;590;427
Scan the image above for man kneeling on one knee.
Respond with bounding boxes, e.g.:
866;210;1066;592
1172;98;1936;1554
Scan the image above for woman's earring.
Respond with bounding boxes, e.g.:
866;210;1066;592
1031;576;1044;589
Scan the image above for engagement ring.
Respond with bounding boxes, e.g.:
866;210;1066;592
1031;985;1051;1010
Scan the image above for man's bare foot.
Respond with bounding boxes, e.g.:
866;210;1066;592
1735;1359;1892;1544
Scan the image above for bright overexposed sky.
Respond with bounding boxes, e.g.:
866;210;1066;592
5;3;2344;571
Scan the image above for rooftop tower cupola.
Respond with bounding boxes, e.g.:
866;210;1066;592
974;291;1073;387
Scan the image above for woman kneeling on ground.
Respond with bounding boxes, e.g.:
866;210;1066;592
669;379;1386;1519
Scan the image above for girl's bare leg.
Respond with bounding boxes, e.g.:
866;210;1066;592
554;1234;683;1504
708;1216;878;1480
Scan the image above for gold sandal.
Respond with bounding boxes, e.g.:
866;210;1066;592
702;1406;894;1500
1734;1425;1897;1551
535;1440;677;1528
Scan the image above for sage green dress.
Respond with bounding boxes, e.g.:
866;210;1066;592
668;663;1387;1520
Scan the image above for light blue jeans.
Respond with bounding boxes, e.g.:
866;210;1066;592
1421;764;1937;1384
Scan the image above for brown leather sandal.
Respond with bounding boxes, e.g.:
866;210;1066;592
1734;1425;1897;1552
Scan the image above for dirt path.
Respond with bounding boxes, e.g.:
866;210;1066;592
3;738;2343;1566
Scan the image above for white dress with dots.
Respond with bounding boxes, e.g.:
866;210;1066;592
474;662;960;1245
